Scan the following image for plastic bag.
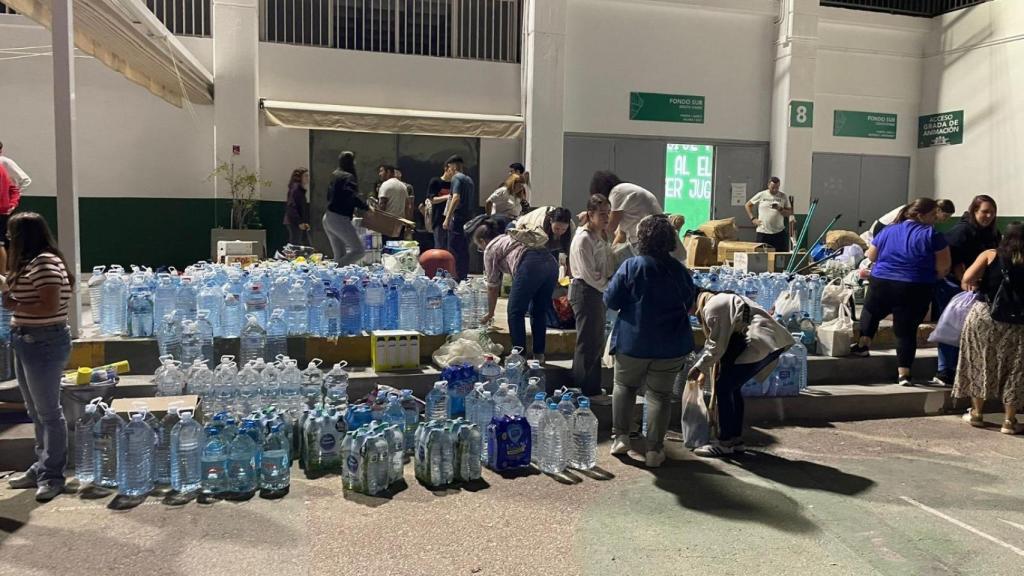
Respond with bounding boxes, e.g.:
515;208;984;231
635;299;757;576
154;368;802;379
382;251;423;275
817;303;854;357
928;291;979;346
774;289;801;319
432;329;504;369
680;380;710;449
820;278;852;323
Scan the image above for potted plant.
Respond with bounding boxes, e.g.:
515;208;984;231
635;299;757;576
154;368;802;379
209;160;271;261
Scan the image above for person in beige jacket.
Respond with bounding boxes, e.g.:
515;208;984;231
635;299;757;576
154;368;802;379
688;291;794;457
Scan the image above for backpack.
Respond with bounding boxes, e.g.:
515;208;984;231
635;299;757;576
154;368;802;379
989;259;1024;325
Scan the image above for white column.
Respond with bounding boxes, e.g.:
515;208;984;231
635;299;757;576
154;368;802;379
213;0;261;183
523;0;567;208
770;0;818;215
52;0;81;336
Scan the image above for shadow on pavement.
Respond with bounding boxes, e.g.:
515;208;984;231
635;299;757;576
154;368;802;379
0;490;41;541
728;450;876;496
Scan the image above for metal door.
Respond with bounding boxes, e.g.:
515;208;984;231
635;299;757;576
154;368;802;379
809;153;863;248
562;136;614;216
713;145;769;241
612;138;667;207
858;155;911;230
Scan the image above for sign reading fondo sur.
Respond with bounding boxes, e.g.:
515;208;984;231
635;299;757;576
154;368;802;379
918;110;964;148
833;110;898;139
630;92;705;124
664;144;715;234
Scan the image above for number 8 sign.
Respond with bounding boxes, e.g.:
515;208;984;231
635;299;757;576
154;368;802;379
790;100;814;128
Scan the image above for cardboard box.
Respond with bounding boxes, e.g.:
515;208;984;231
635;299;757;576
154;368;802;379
224;254;259;267
733;252;769;273
111;395;201;421
718;240;771;263
766;251;808;272
371;330;420;371
361;209;414;238
217;240;259;260
684;235;716;268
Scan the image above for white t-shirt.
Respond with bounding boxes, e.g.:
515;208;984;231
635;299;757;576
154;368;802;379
861;205;905;245
487;186;522;218
748;189;791;234
378;178;409;218
608;183;661;245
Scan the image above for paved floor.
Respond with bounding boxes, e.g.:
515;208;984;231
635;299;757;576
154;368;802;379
1;414;1022;576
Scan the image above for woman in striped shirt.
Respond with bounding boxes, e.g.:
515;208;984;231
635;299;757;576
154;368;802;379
3;212;74;502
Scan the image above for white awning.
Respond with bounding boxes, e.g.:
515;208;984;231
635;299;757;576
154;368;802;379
261;99;524;139
6;0;213;107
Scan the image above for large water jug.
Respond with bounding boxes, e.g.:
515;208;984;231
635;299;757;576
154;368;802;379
100;271;128;336
398;281;419;331
364;278;385;332
74;402;101;484
525;392;547;463
170;410;203;493
127;281;154;338
176;277;198;322
322;285;341;337
799;314;817;355
156;311;182;360
155;357;186;397
179;321;202;367
197;277;224;337
236;362;262;415
362;431;390;495
260;424;291;491
93;405;124;488
307;277;326;337
200;428;229;495
88;266;107;327
301;359;325;408
195;310;216;368
118;413;156;496
538;403;567;474
224;271;245;299
152;273;177;329
421;281;444;336
458;282;476;330
570;398;598;470
789;336;809;393
473;279;489;326
154;406;180;485
384;424;404;484
270;276;291;317
221;293;242;338
239;314;267;366
808;275;825;324
505;347;525;389
186;359;215;398
741;275;760;307
278;359;303;414
242;282;269;328
227;431;258;493
384;284;400;330
285;282;309;336
323;361;349;409
479;355;502;393
339;279;363;336
425;381;449;421
266;309;288;360
442;288;462;334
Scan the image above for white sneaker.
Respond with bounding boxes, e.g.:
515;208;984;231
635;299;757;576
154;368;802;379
645;450;666;468
609;437;629;455
694;443;735;458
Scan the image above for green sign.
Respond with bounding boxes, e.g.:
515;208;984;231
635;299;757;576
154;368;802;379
918;110;964;148
664;144;715;235
630;92;705;124
790;100;814;128
833;110;898;139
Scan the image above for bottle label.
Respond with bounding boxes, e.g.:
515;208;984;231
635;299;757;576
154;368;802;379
319;434;337;451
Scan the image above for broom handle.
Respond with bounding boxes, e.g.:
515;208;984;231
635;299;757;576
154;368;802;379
792;214;842;272
787;199;819;273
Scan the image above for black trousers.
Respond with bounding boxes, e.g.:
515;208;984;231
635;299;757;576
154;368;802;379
286;223;311;246
861;276;934;368
569;280;605;396
756;230;789;252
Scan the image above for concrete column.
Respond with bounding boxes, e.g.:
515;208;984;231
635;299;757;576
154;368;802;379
523;0;567;208
770;0;819;214
213;0;261;188
52;0;81;335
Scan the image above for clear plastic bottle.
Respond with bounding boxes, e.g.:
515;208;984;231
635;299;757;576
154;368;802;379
525;392;547;463
557;391;577;418
93;404;124;488
538;403;568;474
398;280;419;331
175;277;198;322
363;431;390;495
474;391;495;462
789;335;808;393
127;280;154;338
384;283;400;330
505;347;526;389
425;381;449;420
194;310;216;369
285;282;309;336
170;410;203;493
153;273;177;330
221;293;243;338
155;357;186;397
227;430;258;493
278;359;303;414
197;277;224;337
364;277;385;332
242;282;269;328
239;314;267;366
187;359;215;399
301;359;325;408
74;402;101;484
269;276;291;318
422;281;444;336
324;361;349;408
570;398;598;470
100;271;128;336
479;355;502;393
385;424;404;484
307;277;326;337
88;265;107;327
118;413;156;496
339;279;363;336
179;320;201;367
236;362;262;415
400;389;420;454
442;287;462;334
157;311;183;360
799;314;817;355
260;423;291;491
458;282;476;330
265;308;288;361
322;285;341;337
519;377;543;408
154;406;180;485
200;427;229;495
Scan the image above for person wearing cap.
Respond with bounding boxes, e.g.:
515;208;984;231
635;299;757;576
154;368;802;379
442;155;476;280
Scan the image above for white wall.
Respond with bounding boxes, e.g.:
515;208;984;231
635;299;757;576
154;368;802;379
258;43;521;115
0;16;215;199
919;0;1024;216
563;0;777;142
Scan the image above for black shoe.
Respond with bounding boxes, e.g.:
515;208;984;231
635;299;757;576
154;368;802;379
899;375;913;387
8;471;38;489
35;484;64;502
849;344;870;358
929;372;953;388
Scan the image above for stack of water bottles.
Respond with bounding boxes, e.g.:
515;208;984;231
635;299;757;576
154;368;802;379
739;335;809;398
692;267;827;325
94;260;491;344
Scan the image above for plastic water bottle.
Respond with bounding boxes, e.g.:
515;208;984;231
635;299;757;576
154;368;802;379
175;277;198;322
200;428;229;495
127;282;154;337
180;321;202;367
557;391;576;418
285;282;308;336
789;336;809;393
307;278;326;337
93;405;124;488
74;402;101;484
496;383;524;417
153;406;179;485
155;357;185;396
570;398;598;470
384;283;400;330
152;273;175;326
809;275;825;324
339;279;362;336
301;359;324;408
270;276;291;316
442;288;462;334
88;266;107;327
526;360;546;396
479;355;502;393
170;410;203;493
239;314;267;366
227;431;258;493
322;286;341;337
324;362;349;408
221;293;242;338
236;363;262;415
118;413;156;496
425;381;449;420
363;278;385;332
260;424;291;491
157;312;183;360
187;359;215;398
741;275;760;306
538;403;567;474
100;271;128;336
505;347;525;388
421;281;444;336
363;431;390;495
384;424;404;484
279;359;303;414
265;308;288;361
243;282;269;328
519;377;543;408
400;389;419;454
525;392;547;463
457;282;476;330
195;310;216;368
197;279;223;337
799;314;817;355
398;281;419;331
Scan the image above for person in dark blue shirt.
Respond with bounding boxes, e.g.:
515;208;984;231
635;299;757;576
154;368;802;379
442;155;476;280
853;198;952;386
604;214;696;468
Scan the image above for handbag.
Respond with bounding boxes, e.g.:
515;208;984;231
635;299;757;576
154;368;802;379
680;380;710;449
990;260;1024;325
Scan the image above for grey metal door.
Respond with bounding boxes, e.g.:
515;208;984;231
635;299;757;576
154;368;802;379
613;138;667;207
562;136;614;216
713;145;769;241
858;155;910;230
809;153;863;248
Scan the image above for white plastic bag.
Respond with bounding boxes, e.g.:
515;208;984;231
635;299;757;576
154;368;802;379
432;329;504;368
680;380;710;449
817;303;854;357
820;278;853;323
774;289;802;319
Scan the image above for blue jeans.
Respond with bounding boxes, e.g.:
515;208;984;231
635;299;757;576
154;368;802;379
507;251;558;355
13;324;72;487
934;278;961;376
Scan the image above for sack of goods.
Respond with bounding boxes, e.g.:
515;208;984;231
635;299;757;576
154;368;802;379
825;230;867;251
820;278;853;323
680;380;710;449
928;291;979;346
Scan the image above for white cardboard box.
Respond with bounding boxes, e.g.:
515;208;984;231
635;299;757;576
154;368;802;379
733;252;769;273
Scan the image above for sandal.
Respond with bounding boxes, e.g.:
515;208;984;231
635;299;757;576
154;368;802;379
1001;419;1021;435
962;409;985;428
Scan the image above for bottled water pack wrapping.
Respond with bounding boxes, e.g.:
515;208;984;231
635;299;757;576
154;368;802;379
486;416;532;472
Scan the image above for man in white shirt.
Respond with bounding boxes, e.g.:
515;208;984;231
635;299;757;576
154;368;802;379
0;141;31;190
590;171;661;247
376;164;409;220
745;176;792;252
